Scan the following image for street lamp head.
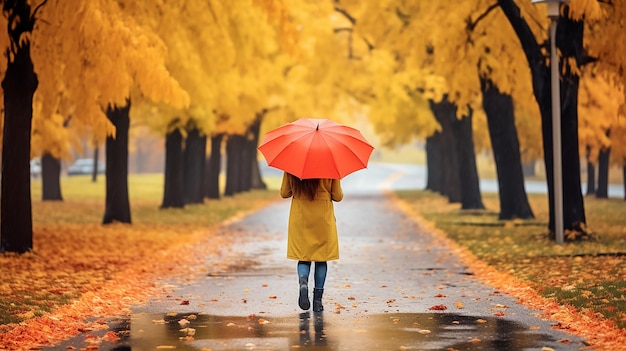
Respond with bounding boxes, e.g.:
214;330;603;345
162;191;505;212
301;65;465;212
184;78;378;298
531;0;569;17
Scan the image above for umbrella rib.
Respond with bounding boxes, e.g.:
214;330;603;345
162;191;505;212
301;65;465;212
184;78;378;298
322;132;372;165
316;134;340;178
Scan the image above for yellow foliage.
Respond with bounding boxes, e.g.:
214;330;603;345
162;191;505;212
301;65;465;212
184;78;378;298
26;0;189;160
579;70;625;164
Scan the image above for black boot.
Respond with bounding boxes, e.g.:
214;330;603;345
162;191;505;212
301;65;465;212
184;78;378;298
313;288;324;312
299;276;310;310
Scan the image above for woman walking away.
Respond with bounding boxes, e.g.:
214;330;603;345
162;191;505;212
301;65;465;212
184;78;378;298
280;172;343;312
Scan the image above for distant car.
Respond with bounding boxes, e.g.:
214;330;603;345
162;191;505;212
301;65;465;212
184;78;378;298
30;158;41;178
67;158;106;176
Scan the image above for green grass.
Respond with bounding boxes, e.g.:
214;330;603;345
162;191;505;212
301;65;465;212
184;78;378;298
30;174;283;226
395;190;626;328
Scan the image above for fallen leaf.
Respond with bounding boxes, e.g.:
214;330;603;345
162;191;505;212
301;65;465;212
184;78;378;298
428;304;447;311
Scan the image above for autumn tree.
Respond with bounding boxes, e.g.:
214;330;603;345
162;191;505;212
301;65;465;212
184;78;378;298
578;72;623;198
26;0;188;226
0;0;45;253
497;0;591;238
577;1;626;199
332;2;489;210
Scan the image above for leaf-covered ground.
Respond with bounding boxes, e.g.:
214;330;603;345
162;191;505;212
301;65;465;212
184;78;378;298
3;173;625;349
393;190;626;350
0;174;281;349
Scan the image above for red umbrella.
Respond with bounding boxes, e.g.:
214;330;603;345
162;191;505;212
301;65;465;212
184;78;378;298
258;118;374;179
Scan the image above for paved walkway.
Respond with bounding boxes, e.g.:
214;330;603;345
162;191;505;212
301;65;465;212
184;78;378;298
50;164;588;350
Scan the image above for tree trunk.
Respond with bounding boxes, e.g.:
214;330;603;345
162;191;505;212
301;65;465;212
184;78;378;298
498;1;587;239
183;125;206;204
162;128;185;208
249;114;267;190
103;101;132;224
224;135;244;196
596;146;610;199
425;133;444;193
239;134;252;193
586;146;596;195
204;133;223;199
623;165;626;201
480;76;534;219
1;1;39;253
452;110;485;210
92;146;100;183
429;97;461;203
555;10;587;235
41;153;63;201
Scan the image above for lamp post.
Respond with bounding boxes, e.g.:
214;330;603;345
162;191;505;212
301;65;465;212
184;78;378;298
532;0;568;245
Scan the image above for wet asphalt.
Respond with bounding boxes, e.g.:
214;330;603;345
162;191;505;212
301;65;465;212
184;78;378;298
49;164;588;350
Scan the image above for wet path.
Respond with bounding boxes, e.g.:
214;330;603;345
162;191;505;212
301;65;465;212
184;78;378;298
50;164;587;350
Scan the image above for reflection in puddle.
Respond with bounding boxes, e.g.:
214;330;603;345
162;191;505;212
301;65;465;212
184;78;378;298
107;312;568;351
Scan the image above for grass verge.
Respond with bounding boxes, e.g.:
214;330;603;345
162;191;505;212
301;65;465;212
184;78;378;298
393;190;626;330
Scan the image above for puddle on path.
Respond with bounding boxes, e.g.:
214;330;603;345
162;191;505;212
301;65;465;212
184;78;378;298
94;312;570;351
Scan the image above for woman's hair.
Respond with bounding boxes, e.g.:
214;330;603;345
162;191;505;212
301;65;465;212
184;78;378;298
287;173;320;200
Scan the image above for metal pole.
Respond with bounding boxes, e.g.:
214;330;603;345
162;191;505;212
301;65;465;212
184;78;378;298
549;17;564;245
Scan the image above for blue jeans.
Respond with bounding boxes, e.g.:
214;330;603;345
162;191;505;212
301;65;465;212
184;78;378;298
297;261;327;289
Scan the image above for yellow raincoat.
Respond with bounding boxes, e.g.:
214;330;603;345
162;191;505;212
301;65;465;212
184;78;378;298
280;173;343;261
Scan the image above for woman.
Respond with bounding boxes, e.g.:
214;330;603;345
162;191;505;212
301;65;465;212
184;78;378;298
280;172;343;312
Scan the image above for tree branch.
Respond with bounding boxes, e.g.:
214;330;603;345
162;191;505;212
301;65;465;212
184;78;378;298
334;6;356;25
466;3;499;32
31;0;49;21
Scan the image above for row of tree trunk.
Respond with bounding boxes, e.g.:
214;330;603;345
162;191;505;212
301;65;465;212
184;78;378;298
424;91;534;220
161;114;267;210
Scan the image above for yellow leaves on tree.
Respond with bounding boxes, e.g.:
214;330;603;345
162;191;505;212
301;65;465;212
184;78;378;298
262;1;364;131
126;0;293;138
579;71;625;164
27;0;189;160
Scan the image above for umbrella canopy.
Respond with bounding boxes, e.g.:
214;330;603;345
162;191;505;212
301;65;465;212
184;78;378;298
258;118;374;179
